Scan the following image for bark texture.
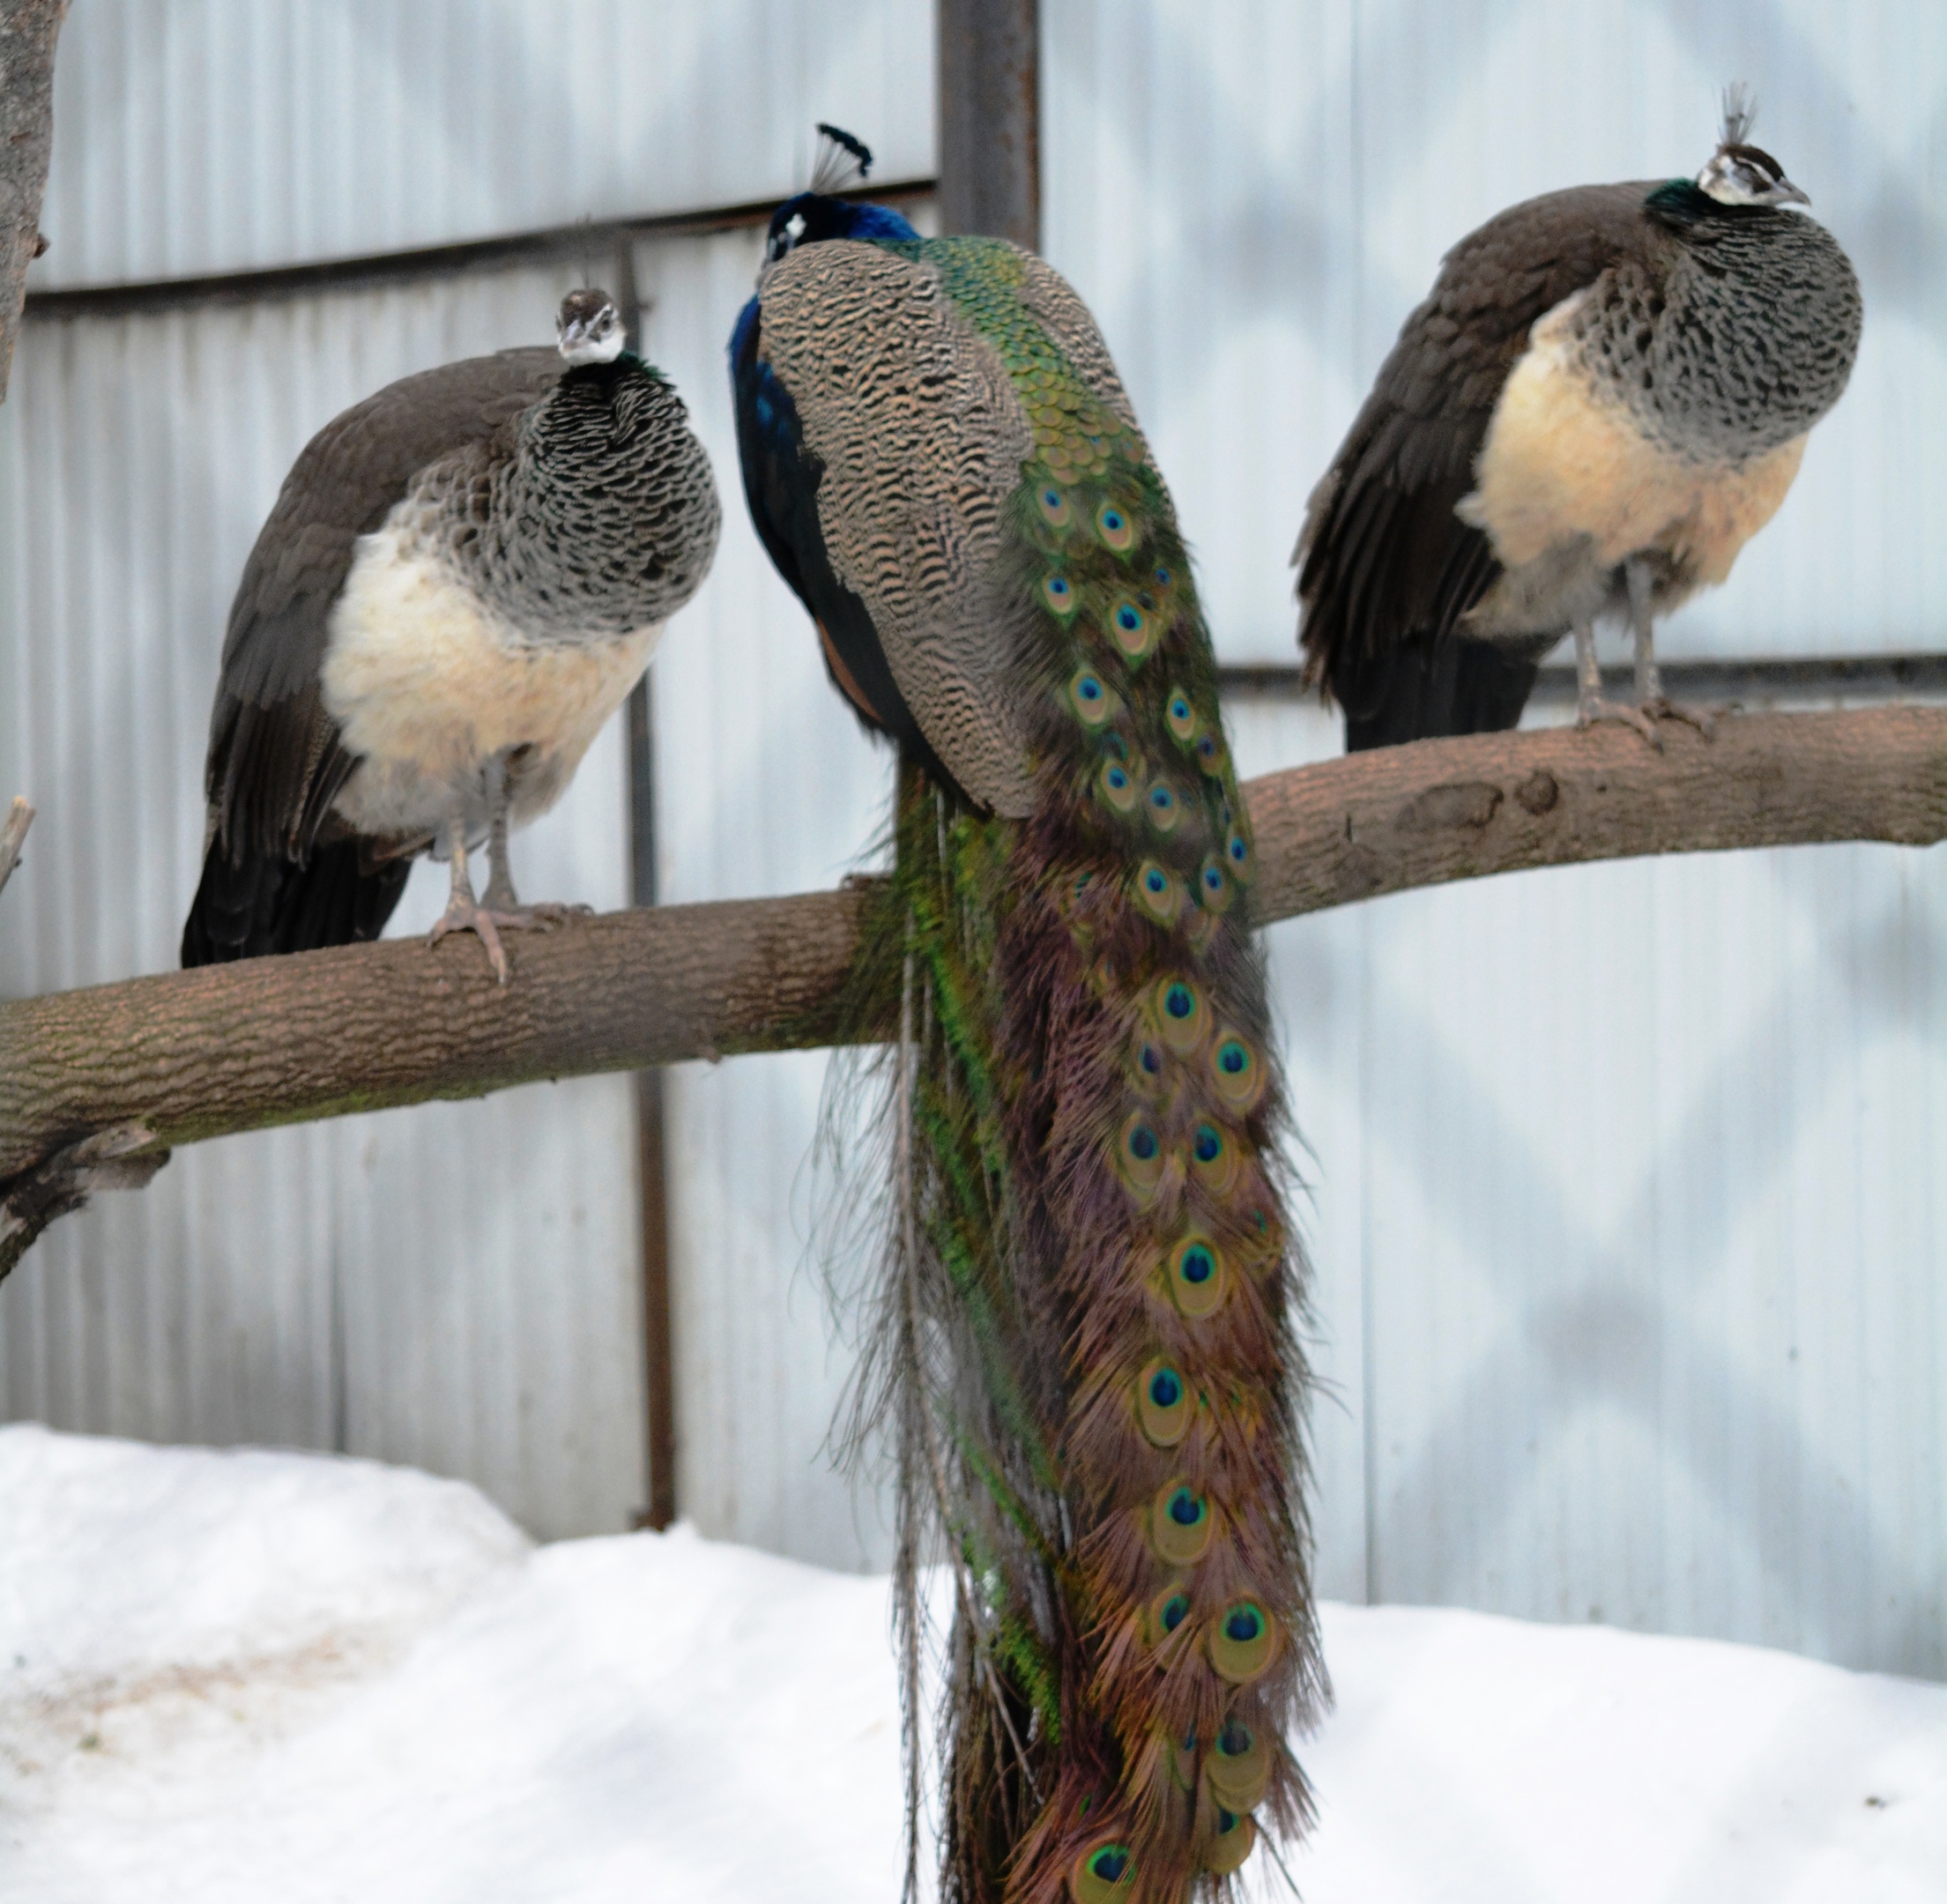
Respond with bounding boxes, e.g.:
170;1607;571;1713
4;708;1944;1274
0;0;66;404
0;797;32;898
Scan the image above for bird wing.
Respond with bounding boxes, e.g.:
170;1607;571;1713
747;238;1061;819
1296;182;1661;709
205;346;564;860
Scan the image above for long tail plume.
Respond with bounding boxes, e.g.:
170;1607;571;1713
840;242;1327;1904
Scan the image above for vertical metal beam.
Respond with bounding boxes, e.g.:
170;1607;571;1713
615;242;678;1532
938;0;1041;249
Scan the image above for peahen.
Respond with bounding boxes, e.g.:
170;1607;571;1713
182;289;720;980
1296;90;1861;751
732;130;1324;1904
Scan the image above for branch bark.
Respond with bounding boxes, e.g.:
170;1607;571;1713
4;706;1944;1274
0;0;67;404
0;796;32;899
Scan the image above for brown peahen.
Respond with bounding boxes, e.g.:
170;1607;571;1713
732;130;1325;1904
1296;90;1862;750
182;289;720;980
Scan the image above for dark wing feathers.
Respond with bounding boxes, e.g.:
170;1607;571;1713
206;346;563;859
1297;182;1659;747
181;836;412;967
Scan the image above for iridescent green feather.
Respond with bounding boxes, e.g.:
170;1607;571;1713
836;235;1313;1904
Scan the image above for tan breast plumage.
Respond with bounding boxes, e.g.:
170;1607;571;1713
1463;289;1807;589
321;506;660;839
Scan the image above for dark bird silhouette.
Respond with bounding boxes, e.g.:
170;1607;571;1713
1297;91;1861;751
182;289;720;980
732;130;1322;1904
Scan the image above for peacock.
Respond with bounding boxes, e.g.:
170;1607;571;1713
732;130;1325;1904
182;289;720;981
1296;90;1861;750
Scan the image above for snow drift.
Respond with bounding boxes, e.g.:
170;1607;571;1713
1;1424;1941;1901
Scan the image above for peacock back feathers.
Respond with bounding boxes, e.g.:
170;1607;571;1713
743;220;1324;1904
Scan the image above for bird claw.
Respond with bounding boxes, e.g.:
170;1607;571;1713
1576;696;1663;752
428;897;513;985
1642;696;1721;741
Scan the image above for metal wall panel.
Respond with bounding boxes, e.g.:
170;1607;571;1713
628;224;912;1572
1043;0;1947;660
4;0;1940;1682
1230;693;1947;1677
0;266;651;1541
30;0;935;289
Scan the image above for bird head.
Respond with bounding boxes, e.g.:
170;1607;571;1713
1695;86;1811;208
556;289;626;366
756;124;918;287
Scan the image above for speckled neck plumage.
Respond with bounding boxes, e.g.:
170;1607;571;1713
1576;190;1862;464
421;356;720;643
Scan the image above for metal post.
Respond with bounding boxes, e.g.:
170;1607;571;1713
938;0;1041;249
615;242;678;1532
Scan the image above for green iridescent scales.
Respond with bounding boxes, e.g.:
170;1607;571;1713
896;236;1255;928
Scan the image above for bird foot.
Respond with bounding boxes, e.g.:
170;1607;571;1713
1576;695;1664;752
1641;695;1721;741
479;887;591;928
427;896;541;985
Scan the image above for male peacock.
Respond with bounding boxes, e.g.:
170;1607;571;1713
1297;91;1861;750
732;131;1324;1904
182;289;720;980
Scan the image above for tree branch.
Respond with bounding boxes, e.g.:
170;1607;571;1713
0;796;32;900
0;0;68;404
4;707;1944;1275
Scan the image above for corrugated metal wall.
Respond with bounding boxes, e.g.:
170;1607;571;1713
631;223;909;1570
0;268;651;1542
31;0;937;286
3;0;1942;1670
1044;0;1947;662
1035;0;1947;1677
2;0;938;1551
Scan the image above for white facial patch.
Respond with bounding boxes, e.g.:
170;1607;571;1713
1695;151;1808;208
558;316;625;367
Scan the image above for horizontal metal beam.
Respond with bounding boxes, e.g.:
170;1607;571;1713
23;178;937;320
1222;651;1947;709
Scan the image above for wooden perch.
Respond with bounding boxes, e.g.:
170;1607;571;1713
3;705;1944;1276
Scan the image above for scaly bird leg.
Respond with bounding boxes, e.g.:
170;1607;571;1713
427;808;510;985
477;751;585;930
1573;619;1661;749
1627;557;1717;741
478;755;530;917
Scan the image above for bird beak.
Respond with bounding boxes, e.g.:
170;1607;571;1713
1772;177;1812;207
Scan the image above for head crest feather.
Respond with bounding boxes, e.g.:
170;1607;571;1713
811;123;873;195
1720;83;1758;151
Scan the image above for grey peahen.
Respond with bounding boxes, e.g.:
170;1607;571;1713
732;130;1324;1904
1297;90;1862;751
182;288;720;980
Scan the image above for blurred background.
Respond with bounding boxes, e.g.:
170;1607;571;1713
0;1;1940;1678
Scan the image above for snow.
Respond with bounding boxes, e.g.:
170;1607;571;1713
2;1425;1942;1902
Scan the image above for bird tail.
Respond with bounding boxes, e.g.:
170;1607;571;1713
847;451;1326;1902
1326;631;1547;751
181;837;410;967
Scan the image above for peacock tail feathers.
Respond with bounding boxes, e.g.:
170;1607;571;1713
818;234;1327;1904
